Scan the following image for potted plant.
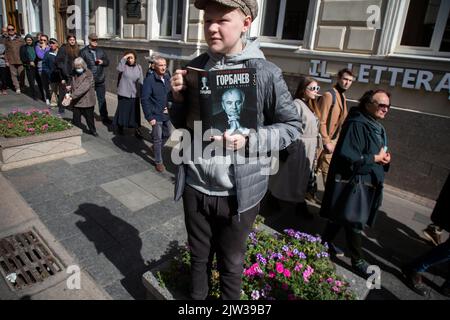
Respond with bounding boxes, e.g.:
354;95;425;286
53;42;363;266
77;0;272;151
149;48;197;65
152;218;356;300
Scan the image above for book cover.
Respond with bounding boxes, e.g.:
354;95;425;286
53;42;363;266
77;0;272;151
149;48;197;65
185;67;257;136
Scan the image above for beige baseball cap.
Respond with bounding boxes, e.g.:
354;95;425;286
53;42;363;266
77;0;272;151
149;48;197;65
194;0;258;20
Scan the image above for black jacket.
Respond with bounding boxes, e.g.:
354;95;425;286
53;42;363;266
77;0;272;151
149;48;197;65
431;174;450;232
80;46;109;84
320;107;390;228
56;45;79;81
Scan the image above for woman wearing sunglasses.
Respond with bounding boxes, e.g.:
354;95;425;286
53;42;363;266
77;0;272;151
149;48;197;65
320;89;392;279
269;76;322;218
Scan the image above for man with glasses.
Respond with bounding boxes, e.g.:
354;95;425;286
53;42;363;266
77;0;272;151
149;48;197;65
4;24;24;94
80;33;111;125
35;34;50;104
320;89;391;278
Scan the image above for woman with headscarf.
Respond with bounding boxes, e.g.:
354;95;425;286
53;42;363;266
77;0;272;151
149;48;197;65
319;89;392;278
20;34;39;100
269;77;321;218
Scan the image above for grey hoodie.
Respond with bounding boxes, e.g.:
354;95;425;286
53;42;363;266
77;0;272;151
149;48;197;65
185;38;266;196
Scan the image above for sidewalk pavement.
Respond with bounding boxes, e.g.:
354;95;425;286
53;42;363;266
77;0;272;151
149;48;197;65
0;89;449;300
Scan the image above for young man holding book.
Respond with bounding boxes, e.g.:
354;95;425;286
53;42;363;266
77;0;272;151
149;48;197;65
170;0;302;300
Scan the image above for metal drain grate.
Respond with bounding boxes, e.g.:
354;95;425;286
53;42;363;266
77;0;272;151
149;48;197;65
0;229;63;291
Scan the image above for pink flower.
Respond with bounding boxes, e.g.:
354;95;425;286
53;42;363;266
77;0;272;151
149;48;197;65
276;262;284;274
335;281;343;287
327;278;334;283
294;263;303;272
332;286;340;293
281;283;289;291
41;124;49;130
283;269;291;278
268;272;276;279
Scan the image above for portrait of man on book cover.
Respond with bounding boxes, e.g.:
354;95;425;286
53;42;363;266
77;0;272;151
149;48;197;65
220;88;249;135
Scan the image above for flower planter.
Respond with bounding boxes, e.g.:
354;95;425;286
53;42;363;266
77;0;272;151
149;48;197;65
0;126;86;171
142;224;371;300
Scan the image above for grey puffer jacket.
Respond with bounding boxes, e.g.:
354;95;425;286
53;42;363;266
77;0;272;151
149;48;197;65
174;39;302;214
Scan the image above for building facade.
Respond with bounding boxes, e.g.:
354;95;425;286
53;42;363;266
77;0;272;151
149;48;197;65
2;0;450;200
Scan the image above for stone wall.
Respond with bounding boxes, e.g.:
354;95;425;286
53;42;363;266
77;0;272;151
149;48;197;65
315;0;386;53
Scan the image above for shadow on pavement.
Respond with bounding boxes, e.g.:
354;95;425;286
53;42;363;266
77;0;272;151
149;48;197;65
111;134;178;177
74;203;148;299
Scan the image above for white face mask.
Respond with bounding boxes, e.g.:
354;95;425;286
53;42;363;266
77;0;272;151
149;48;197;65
75;68;84;74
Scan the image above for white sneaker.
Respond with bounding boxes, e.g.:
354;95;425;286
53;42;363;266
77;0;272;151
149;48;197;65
46;99;50;106
16;89;21;94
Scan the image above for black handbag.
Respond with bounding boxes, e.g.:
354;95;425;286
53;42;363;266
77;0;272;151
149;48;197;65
329;174;377;230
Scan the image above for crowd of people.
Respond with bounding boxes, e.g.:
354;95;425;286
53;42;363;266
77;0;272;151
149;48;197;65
1;0;448;300
0;26;173;172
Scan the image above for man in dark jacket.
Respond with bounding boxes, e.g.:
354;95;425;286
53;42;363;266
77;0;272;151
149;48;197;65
141;56;172;172
402;174;450;297
80;33;110;124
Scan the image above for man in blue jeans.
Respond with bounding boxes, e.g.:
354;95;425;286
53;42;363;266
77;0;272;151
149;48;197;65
141;56;172;172
402;173;450;297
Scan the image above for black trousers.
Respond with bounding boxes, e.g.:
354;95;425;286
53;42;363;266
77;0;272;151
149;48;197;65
95;83;108;119
182;185;259;300
72;106;96;133
0;67;8;90
40;72;51;101
25;66;39;99
322;221;364;263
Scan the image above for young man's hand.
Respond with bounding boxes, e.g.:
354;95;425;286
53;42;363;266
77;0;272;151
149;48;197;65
149;119;157;126
170;69;187;102
211;131;246;150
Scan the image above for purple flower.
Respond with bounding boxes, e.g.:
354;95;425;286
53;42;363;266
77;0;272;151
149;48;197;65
251;290;260;300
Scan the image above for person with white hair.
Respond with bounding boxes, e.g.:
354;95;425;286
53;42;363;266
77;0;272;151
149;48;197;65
66;57;98;136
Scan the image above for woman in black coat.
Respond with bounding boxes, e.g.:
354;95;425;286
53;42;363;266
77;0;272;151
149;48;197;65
402;174;450;297
319;89;392;278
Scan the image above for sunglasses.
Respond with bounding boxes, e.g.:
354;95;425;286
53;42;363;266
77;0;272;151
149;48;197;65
306;86;320;91
372;101;390;109
40;39;48;42
7;28;14;31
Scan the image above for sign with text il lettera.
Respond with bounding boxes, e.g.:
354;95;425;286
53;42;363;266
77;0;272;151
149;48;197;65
309;60;450;100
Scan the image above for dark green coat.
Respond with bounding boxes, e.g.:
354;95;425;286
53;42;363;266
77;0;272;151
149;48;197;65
320;107;389;228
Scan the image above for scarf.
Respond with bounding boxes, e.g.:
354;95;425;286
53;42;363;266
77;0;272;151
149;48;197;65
362;110;388;148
